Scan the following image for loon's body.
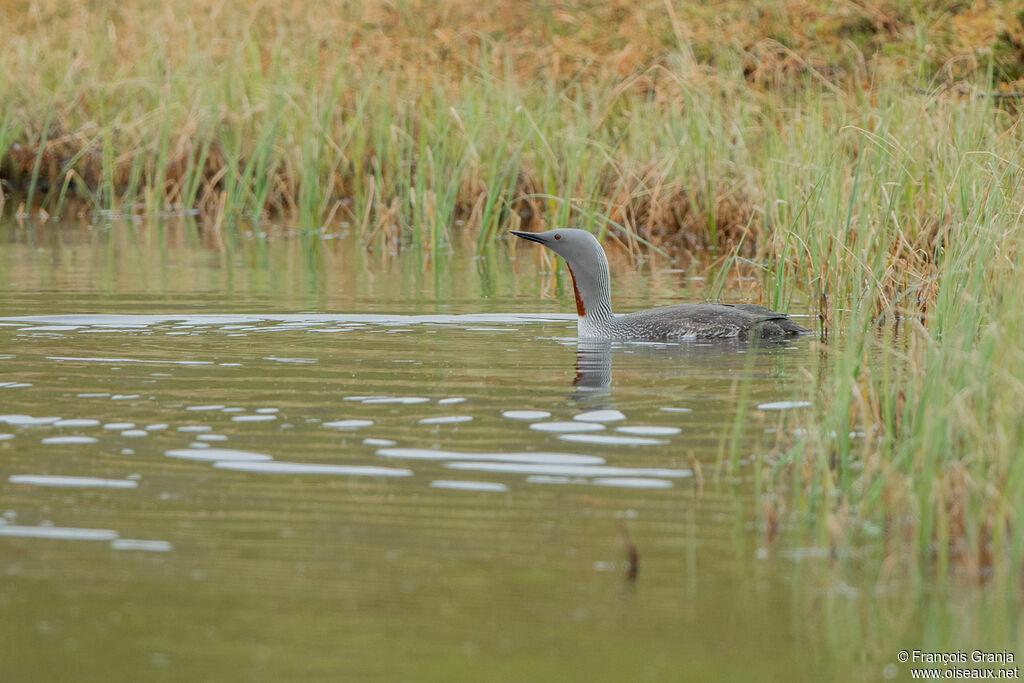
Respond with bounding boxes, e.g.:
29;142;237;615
511;229;807;341
582;302;806;341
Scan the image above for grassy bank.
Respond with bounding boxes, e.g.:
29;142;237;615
2;1;1021;246
4;0;1024;584
758;110;1024;585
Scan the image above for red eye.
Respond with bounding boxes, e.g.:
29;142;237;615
554;234;561;240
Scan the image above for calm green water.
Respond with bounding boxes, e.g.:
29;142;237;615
0;220;1019;681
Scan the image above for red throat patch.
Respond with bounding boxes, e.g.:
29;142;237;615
566;266;586;317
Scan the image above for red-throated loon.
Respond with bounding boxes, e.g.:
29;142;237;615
511;228;807;341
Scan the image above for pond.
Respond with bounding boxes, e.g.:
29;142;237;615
0;219;1017;681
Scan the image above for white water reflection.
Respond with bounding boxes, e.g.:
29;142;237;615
213;461;412;476
445;462;692;478
324;420;374;429
525;475;587;485
591;477;674;489
557;434;667;446
361;397;430;405
529;422;604;433
419;416;473;425
16;325;82;332
54;419;101;427
2;313;573;328
757;400;813;411
502;410;551;420
48;356;214;366
164;448;273;462
0;526;119;541
40;436;98;445
430;480;509;492
111;539;173;552
574;410;626;423
377;448;604;465
9;475;137;488
1;415;61;426
616;425;682;436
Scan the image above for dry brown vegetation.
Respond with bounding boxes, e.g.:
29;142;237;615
2;0;1022;255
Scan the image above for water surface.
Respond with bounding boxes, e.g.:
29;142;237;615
0;220;1017;681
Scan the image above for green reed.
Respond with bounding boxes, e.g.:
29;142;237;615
762;88;1024;584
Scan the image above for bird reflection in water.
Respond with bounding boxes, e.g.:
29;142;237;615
570;336;809;400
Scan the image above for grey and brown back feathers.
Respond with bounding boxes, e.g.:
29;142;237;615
609;303;807;341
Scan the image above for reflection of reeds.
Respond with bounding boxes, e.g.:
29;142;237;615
4;0;1024;585
619;522;639;584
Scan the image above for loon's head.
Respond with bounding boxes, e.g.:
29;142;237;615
510;229;612;320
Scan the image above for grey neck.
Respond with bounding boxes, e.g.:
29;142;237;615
567;245;614;328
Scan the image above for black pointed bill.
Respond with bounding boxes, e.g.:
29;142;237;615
510;230;547;245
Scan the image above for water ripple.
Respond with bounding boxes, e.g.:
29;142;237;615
9;475;137;488
213;461;412;477
164;448;273;462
